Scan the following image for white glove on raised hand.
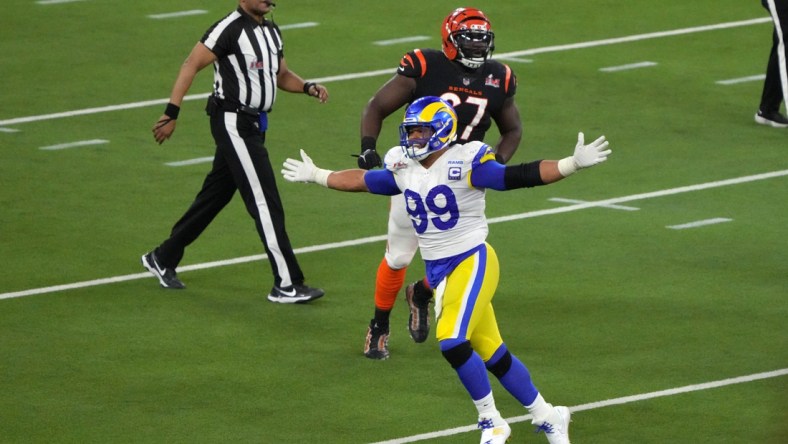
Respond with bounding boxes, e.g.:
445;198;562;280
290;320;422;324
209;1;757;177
281;149;332;186
557;132;611;177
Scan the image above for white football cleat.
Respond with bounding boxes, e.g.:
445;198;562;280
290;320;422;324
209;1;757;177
478;414;511;444
534;405;571;444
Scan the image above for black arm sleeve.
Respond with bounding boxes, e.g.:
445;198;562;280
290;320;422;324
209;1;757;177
503;160;545;189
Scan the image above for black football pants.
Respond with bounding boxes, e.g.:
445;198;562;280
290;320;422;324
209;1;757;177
759;0;788;112
156;110;304;289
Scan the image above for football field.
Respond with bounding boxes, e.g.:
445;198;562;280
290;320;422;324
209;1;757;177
1;1;786;442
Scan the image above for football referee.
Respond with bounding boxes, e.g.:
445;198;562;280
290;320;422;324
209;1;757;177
755;0;788;127
144;0;328;303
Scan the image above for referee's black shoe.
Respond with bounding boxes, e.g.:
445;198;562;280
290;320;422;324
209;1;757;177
754;110;788;128
267;284;324;304
141;251;185;289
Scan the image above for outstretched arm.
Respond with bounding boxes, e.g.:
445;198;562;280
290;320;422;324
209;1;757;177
472;132;611;190
518;132;611;186
327;170;370;191
281;150;369;191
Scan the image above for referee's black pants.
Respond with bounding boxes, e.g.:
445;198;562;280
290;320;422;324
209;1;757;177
156;110;305;289
759;0;788;113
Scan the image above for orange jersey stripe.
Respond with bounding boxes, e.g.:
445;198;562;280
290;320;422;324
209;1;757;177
414;49;428;77
504;65;512;94
400;53;415;70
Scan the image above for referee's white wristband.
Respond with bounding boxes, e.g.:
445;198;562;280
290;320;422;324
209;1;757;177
313;168;332;187
557;157;578;177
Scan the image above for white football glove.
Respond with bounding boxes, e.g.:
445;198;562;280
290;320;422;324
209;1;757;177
557;132;611;176
281;149;332;186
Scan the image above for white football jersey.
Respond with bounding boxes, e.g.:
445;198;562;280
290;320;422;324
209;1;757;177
383;141;492;261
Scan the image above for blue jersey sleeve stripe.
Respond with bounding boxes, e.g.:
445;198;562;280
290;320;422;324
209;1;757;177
468;144;506;190
364;170;401;195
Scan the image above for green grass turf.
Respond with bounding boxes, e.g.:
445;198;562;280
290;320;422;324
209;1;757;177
1;0;786;442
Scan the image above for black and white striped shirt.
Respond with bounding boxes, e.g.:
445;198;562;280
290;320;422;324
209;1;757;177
201;7;283;112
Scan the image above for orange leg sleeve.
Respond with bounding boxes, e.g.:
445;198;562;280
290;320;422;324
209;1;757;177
374;257;407;311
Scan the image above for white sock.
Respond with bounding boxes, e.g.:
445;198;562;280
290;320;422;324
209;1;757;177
474;391;500;420
525;393;554;424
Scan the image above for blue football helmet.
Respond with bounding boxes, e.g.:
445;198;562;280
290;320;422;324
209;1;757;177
399;96;458;160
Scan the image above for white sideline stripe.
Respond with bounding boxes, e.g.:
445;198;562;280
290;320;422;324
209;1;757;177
369;368;788;444
0;16;771;127
549;197;639;211
1;169;786;301
716;74;766;85
0;127;20;133
667;218;733;230
374;36;430;46
39;139;109;150
599;61;657;72
165;156;214;167
148;10;207;20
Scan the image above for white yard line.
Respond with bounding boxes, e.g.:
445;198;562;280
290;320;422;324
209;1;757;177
549;197;640;211
716;74;766;85
165;156;214;167
499;17;771;58
487;170;788;224
369;368;788;444
147;10;208;20
0;17;771;127
278;22;319;30
374;36;430;46
36;0;85;4
495;56;533;63
39;139;108;150
667;218;733;229
1;169;786;301
600;61;658;72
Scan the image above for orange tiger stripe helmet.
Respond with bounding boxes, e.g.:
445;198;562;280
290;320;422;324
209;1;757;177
441;7;495;69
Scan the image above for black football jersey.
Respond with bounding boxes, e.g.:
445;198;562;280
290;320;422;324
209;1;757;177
397;48;517;143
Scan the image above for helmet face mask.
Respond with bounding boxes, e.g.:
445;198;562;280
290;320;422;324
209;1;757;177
399;97;458;161
442;8;495;69
454;30;494;65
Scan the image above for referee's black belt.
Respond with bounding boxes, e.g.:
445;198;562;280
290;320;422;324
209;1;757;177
209;96;264;117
